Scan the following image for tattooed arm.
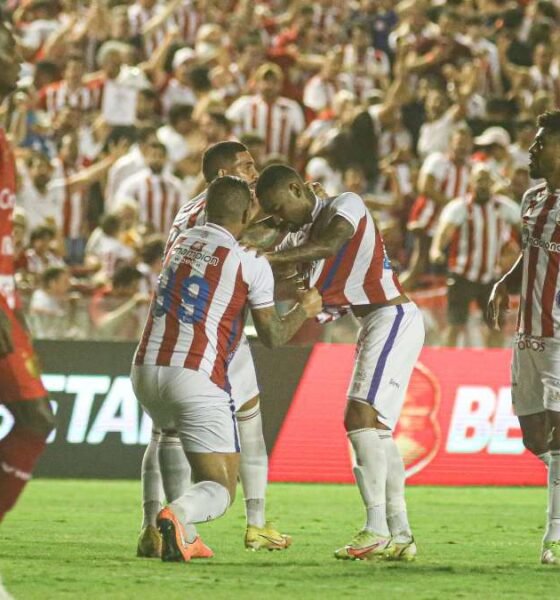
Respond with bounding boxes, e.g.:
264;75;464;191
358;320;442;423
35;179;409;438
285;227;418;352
265;216;354;266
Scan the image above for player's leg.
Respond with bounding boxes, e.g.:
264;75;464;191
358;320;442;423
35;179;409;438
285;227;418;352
0;309;54;524
230;336;291;550
336;303;424;560
153;367;240;562
137;427;164;558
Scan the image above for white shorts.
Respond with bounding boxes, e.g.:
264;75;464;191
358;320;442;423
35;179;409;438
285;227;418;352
131;365;240;453
228;334;259;411
511;334;560;416
348;302;425;430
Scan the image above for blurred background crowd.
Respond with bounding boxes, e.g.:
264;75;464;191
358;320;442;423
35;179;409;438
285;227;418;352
0;0;552;345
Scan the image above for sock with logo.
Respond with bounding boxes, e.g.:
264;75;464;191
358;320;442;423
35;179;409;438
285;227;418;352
141;430;164;529
544;450;560;542
237;402;267;528
169;481;230;531
348;428;390;537
379;431;413;542
0;426;47;523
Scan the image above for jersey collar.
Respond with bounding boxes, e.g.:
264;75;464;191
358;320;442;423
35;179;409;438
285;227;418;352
206;222;237;242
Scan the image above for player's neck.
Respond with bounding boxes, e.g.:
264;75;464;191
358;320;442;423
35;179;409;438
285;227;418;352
545;175;560;193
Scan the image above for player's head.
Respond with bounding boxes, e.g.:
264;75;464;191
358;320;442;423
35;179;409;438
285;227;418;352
112;265;143;296
255;164;315;232
0;21;22;101
255;63;283;103
529;110;560;179
42;266;70;297
145;141;167;174
202;141;258;187
205;175;253;233
449;126;472;163
27;152;53;190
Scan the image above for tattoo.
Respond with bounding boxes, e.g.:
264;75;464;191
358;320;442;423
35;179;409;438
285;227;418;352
251;303;307;348
268;215;354;265
240;220;281;250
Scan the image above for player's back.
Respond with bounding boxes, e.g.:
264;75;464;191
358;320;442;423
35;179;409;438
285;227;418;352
135;222;254;389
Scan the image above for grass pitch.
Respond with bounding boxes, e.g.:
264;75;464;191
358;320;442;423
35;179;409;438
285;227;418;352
0;481;556;599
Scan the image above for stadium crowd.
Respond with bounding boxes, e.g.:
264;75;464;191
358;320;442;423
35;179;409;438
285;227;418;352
0;0;553;344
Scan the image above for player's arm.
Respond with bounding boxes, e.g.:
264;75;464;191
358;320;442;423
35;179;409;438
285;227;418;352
266;216;354;266
251;288;322;348
487;253;523;331
240;218;283;250
0;305;14;358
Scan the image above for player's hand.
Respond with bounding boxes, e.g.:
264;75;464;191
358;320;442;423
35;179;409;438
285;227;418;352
305;181;328;200
429;248;446;265
299;287;323;319
487;280;509;331
0;308;14;358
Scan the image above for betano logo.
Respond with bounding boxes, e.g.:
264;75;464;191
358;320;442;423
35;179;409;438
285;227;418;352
0;374;153;445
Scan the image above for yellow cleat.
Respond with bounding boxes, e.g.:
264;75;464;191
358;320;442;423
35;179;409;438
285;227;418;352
245;522;292;551
384;537;417;562
542;541;560;565
334;529;391;560
137;524;162;558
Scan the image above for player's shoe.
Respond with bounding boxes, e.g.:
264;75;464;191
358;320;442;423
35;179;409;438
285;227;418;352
136;525;162;558
541;541;560;565
157;507;214;562
244;522;292;551
384;537;417;562
334;529;392;560
0;574;14;600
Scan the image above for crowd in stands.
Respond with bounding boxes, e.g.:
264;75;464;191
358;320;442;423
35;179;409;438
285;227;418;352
0;0;553;344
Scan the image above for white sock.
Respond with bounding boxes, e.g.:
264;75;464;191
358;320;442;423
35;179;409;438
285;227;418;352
141;430;164;528
158;432;198;542
237;402;268;528
544;450;560;542
348;428;389;537
170;481;230;530
379;431;412;542
538;452;551;467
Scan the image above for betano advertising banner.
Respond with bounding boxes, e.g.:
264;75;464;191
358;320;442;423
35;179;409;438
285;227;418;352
270;345;547;486
0;341;546;484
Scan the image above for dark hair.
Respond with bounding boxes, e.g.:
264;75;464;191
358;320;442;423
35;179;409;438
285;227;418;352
168;103;194;127
140;235;165;264
100;213;121;236
202;141;248;183
147;141;167;155
112;265;142;289
206;175;251;224
26;151;50;168
43;266;66;288
206;111;231;131
30;225;55;243
187;65;212;92
255;164;301;210
537;110;560;132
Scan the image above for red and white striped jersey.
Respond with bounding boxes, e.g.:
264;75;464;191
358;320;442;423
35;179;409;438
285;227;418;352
0;129;17;309
279;193;403;309
518;183;560;338
52;160;86;240
171;0;204;46
134;223;275;390
226;94;305;158
439;194;520;284
38;81;100;116
116;169;187;235
128;2;166;57
339;45;390;98
165;190;207;254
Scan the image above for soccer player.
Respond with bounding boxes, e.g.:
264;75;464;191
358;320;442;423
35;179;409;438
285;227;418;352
488;110;560;565
137;141;290;558
256;165;425;561
0;22;55;524
131;175;321;562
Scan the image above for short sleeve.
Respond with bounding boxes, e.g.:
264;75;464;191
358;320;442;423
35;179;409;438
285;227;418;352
246;254;275;309
329;192;366;233
496;196;521;224
419;152;445;180
225;96;247;124
289;101;305;134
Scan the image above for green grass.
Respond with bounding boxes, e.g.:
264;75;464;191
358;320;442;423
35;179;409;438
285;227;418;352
0;482;556;599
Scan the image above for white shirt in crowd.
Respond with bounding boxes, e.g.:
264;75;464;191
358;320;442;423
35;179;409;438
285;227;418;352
106;146;147;209
417;110;464;159
86;232;135;279
157;124;191;165
16;176;66;232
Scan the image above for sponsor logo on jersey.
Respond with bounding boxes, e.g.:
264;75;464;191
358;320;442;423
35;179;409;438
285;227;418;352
522;232;560;253
0;188;15;210
515;334;546;352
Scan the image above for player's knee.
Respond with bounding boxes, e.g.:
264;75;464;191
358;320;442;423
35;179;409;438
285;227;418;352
521;431;548;456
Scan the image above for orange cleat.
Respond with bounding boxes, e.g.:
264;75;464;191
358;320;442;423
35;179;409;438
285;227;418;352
157;507;214;562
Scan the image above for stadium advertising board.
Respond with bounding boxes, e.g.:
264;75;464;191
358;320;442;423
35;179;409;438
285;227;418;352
269;345;548;486
0;341;546;485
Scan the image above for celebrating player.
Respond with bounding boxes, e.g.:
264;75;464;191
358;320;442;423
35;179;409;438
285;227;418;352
488;110;560;565
131;176;321;562
0;22;55;524
256;165;425;561
137;141;293;558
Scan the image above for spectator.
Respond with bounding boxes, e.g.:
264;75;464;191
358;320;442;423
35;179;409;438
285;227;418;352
157;103;196;166
137;234;165;295
29;265;72;339
23;225;65;283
